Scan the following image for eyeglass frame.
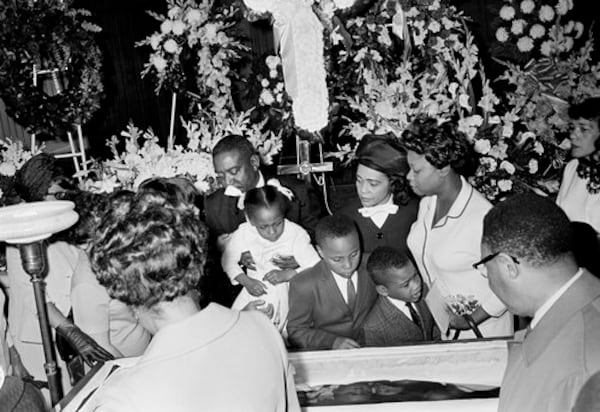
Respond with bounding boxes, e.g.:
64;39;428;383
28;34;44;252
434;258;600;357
472;252;520;278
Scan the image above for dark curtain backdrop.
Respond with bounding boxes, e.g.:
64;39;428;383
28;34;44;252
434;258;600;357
75;0;597;159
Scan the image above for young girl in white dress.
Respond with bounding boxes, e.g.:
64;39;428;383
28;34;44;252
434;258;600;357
221;185;320;333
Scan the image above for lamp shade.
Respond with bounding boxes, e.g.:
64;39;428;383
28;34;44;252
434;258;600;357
0;201;79;244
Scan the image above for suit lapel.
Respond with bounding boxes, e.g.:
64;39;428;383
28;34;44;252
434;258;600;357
317;262;350;313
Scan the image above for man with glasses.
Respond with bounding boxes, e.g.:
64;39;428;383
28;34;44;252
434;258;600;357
479;193;600;412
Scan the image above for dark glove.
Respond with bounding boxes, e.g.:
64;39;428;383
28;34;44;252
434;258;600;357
55;323;114;367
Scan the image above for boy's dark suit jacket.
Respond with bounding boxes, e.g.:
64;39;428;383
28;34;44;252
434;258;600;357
287;260;378;350
203;175;322;239
360;292;441;347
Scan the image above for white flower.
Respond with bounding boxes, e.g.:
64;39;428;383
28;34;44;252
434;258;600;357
528;159;539;174
520;0;535;14
185;9;203;25
204;23;218;42
0;162;16;176
500;5;515;21
500;160;516;175
498;179;513;192
517;36;534;52
428;0;440;11
167;6;181;19
374;101;395;119
540;40;553;56
149;34;162;50
481;157;498;172
533;141;544;155
563;36;574;51
529;24;545;39
428;20;441;33
459;93;472;110
172;20;186;36
559;138;572;150
555;0;573;16
474;139;492;155
259;89;275;105
539;5;555;22
163;39;179;54
265;55;280;70
332;0;354;9
511;19;526;35
574;22;584;38
496;27;509;42
261;78;270;88
160;20;174;34
269;70;278;79
151;55;168;72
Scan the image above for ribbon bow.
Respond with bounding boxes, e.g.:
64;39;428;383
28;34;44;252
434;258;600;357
224;178;295;210
358;203;399;218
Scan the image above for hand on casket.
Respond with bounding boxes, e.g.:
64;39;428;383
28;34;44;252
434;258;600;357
56;323;114;367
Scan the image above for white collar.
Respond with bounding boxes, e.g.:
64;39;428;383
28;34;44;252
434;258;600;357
530;268;584;329
358;195;398;228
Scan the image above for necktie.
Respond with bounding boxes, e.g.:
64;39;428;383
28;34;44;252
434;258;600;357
346;278;356;309
406;302;423;333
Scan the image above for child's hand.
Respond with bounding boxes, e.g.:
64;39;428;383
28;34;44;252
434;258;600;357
239;251;256;271
242;300;275;319
271;254;300;270
332;337;360;350
243;277;268;297
263;268;296;285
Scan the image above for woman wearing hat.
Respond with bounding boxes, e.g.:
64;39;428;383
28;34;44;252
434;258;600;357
339;135;419;258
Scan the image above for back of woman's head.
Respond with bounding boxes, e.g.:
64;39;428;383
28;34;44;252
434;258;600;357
89;192;208;308
14;153;69;202
355;134;411;204
243;185;289;219
401;115;474;175
138;176;201;212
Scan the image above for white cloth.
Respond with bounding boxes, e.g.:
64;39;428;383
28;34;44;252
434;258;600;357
222;219;319;332
90;304;300;412
556;159;600;233
6;242;80;390
407;177;513;339
387;296;414;320
530;268;584;330
331;271;358;305
358;197;399;229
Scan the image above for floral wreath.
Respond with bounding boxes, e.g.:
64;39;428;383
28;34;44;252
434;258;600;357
0;0;103;136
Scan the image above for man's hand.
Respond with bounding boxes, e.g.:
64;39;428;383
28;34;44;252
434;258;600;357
239;251;256;271
55;323;114;367
263;268;296;285
242;300;275;319
271;255;300;270
332;337;360;350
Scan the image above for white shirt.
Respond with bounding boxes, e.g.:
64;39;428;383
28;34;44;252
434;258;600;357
331;271;358;305
387;296;414;320
556;159;600;233
407;176;513;339
530;268;584;330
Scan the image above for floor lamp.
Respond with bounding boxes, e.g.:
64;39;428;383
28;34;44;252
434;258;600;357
0;201;79;406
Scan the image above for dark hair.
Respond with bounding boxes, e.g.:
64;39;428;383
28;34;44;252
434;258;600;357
138;176;201;211
90;193;208;308
14;153;71;202
212;134;256;160
367;246;412;286
315;214;358;247
482;193;573;267
356;134;411;205
243;185;289;219
569;98;600;151
53;190;107;245
401;115;474;175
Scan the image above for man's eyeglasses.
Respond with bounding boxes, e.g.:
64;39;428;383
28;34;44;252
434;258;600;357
472;252;520;278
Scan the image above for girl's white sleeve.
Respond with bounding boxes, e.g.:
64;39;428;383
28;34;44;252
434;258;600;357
293;228;320;271
221;228;246;284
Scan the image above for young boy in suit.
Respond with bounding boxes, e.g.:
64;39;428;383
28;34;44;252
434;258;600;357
361;246;440;346
287;215;377;350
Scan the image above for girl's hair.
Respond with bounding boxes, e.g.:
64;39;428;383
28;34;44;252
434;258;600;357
401;115;476;176
243;186;289;219
355;134;411;205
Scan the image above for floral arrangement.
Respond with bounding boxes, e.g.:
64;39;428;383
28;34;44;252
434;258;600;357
85;111;282;194
446;294;483;338
0;0;103;135
0;139;42;205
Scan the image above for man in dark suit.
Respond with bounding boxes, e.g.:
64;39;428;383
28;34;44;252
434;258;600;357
360;246;440;347
287;215;377;350
203;134;322;306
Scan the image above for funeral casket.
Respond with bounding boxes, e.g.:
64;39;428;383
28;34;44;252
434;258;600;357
58;339;507;411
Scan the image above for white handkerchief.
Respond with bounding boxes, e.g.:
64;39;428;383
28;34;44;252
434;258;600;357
224;185;245;210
